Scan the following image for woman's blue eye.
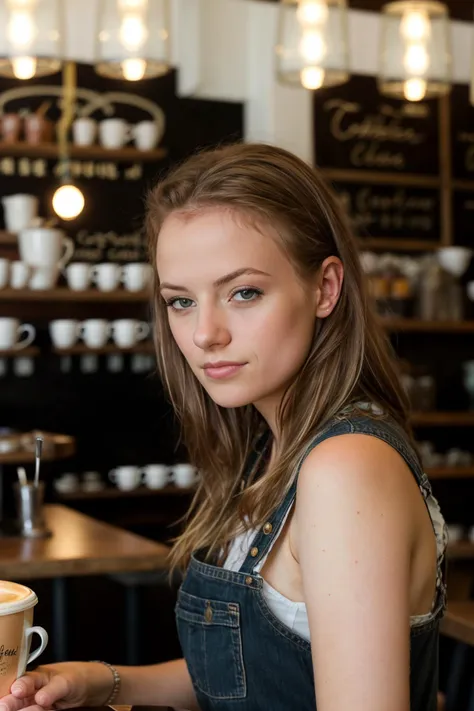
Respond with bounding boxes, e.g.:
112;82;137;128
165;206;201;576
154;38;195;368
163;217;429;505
233;288;262;302
167;297;194;310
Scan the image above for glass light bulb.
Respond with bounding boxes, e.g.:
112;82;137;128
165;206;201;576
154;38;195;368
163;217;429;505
301;66;325;90
299;29;326;63
403;42;429;75
400;10;430;41
403;77;427;101
118;0;147;10
11;55;36;79
121;57;147;81
52;184;85;220
296;1;328;26
7;9;36;48
119;13;148;51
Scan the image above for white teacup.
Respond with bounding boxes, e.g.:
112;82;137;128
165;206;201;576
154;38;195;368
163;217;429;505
91;263;121;292
29;266;58;290
78;319;111;348
49;320;80;349
108;465;142;491
19;228;74;270
0;318;35;350
65;263;92;291
10;261;29;290
99;119;132;149
53;473;79;494
72;118;97;147
133;121;159;151
2;194;38;233
171;463;198;488
0;258;9;289
111;319;150;349
141;464;170;490
121;263;153;292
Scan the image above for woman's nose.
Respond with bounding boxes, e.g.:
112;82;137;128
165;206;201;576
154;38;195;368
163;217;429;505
193;306;231;350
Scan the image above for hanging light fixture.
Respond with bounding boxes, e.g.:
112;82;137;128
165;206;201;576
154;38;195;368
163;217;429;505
95;0;171;81
0;0;63;79
378;1;451;102
276;0;349;91
52;61;85;221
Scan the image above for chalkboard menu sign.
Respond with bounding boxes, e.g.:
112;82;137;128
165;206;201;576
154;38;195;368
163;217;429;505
451;83;474;183
332;181;440;243
314;74;440;175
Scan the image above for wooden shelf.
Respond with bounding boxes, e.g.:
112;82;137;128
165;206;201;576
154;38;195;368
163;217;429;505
53;343;154;356
0;432;75;464
447;542;474;559
411;412;474;426
0;141;167;163
0;288;150;302
426;467;474;479
380;318;474;333
0;347;39;357
57;485;195;500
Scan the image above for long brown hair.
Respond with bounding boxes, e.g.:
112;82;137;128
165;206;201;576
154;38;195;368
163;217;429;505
145;142;411;571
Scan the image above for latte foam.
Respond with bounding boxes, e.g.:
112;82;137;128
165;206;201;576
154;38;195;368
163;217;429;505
0;582;36;615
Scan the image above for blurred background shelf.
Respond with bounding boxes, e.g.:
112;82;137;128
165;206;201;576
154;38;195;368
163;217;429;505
447;542;474;560
0;347;40;357
427;468;474;479
0;141;167;162
411;412;474;426
0;288;150;302
0;433;75;464
53;343;154;355
57;485;194;500
380;318;474;333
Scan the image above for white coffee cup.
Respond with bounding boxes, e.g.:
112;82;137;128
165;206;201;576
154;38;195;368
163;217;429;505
121;263;153;292
19;227;74;270
72;117;97;146
49;320;80;349
2;194;38;233
99;119;132;149
0;258;9;289
111;319;150;348
171;463;198;488
0;318;35;350
91;263;121;292
133;121;159;151
141;464;170;490
78;319;111;348
65;263;92;291
29;266;58;290
108;465;142;491
53;473;79;494
10;261;29;290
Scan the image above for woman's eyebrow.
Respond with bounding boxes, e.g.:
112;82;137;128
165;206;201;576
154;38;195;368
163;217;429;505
159;267;271;292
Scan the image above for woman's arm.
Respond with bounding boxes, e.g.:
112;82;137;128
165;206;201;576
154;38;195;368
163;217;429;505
114;659;200;710
295;434;414;711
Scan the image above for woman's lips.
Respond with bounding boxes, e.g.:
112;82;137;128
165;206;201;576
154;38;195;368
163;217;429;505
203;362;246;380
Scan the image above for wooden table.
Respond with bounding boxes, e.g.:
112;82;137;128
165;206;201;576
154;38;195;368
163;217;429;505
0;505;170;660
441;602;474;646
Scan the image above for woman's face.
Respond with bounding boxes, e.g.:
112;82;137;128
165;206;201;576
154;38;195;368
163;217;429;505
157;208;339;428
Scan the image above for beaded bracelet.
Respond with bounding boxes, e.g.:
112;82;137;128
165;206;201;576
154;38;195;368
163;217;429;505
90;660;121;705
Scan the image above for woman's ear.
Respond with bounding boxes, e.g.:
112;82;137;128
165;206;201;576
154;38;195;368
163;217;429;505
315;257;344;318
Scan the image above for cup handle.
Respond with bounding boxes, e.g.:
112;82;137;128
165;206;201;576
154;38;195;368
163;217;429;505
25;625;49;667
77;323;85;339
124;125;134;144
58;237;75;270
15;324;35;350
136;322;150;341
108;470;117;483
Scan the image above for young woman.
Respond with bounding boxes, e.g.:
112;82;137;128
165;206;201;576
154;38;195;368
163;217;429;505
0;143;447;711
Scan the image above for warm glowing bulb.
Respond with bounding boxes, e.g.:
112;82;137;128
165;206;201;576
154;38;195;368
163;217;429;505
119;13;148;51
299;30;326;63
403;77;427;101
121;57;146;81
296;1;328;26
52;184;85;220
400;10;430;41
118;0;147;10
301;66;325;90
7;9;36;47
11;55;36;79
403;42;429;74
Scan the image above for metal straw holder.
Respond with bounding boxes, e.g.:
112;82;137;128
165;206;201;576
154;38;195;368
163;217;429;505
13;482;52;539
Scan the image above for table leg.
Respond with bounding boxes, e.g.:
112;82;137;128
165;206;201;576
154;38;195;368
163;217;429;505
52;577;68;661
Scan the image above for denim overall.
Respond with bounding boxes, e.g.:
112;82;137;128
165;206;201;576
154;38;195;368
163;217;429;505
175;411;447;710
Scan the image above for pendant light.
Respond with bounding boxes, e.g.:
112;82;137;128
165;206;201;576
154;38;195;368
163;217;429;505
276;0;349;91
378;1;451;101
0;0;63;79
95;0;171;81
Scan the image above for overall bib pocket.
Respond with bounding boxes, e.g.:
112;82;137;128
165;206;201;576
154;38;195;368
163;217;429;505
175;589;247;700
